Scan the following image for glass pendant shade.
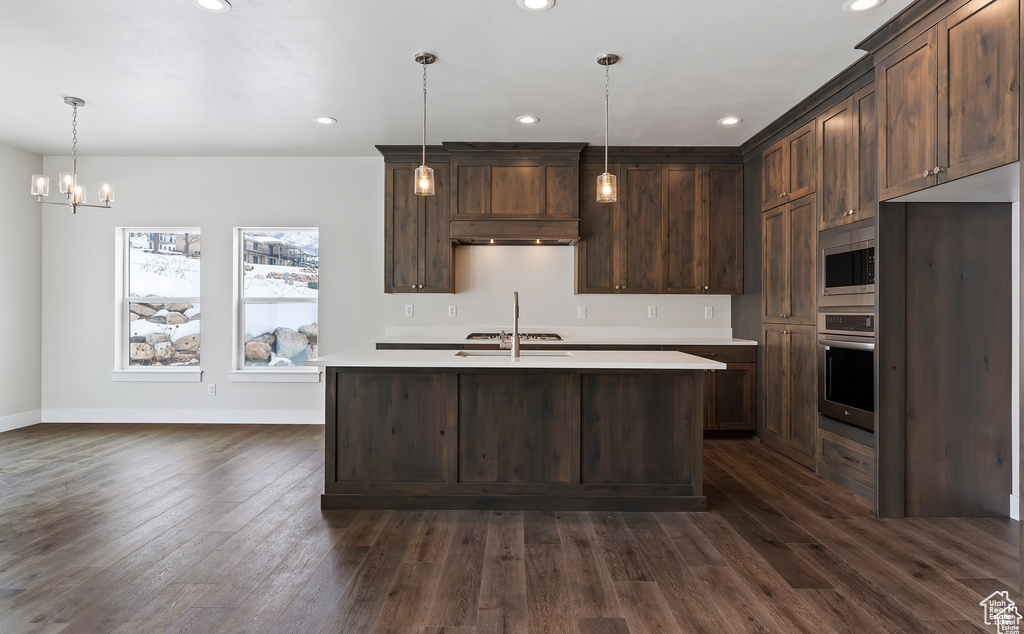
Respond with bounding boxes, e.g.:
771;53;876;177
31;174;49;197
59;172;74;194
596;172;617;203
414;164;435;196
73;184;86;205
98;181;115;203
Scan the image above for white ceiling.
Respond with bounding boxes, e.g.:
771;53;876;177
0;0;916;157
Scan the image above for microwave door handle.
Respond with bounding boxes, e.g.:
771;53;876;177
818;338;875;351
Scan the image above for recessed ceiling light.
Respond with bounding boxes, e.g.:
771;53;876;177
517;0;555;12
718;116;743;126
843;0;885;12
196;0;231;13
516;115;539;124
313;116;337;125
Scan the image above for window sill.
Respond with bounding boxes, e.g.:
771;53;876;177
229;369;322;383
110;368;203;382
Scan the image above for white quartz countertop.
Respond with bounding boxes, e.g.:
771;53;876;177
312;349;727;370
374;336;757;346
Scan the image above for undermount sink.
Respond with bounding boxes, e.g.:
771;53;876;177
455;350;574;358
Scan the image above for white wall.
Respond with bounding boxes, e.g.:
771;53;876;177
0;142;43;432
38;155;731;424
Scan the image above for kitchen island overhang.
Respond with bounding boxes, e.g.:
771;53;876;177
313;350;725;511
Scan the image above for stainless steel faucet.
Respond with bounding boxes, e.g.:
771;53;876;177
499;291;520;357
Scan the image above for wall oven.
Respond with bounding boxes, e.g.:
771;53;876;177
820;223;875;307
817;312;874;431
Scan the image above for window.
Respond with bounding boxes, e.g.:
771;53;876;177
237;229;318;371
122;229;201;369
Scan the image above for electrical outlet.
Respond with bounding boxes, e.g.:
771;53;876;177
404;304;414;317
577;306;587;319
448;305;457;318
207;383;216;396
704;306;714;319
648;305;657;319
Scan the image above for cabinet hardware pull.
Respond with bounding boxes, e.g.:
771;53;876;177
622;285;627;289
615;285;619;289
841;455;859;464
923;170;931;178
419;285;423;288
412;285;416;289
934;166;944;174
779;193;786;198
847;209;855;216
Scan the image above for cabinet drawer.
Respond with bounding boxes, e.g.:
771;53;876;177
817;428;874;501
666;345;756;364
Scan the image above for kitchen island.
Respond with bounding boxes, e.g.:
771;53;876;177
314;349;724;511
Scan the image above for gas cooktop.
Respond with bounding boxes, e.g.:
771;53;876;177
466;332;563;341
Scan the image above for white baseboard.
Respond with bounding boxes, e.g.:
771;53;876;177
40;408;323;425
0;410;42;433
1012;494;1019;521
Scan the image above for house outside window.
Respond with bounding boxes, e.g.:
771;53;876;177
237;229;318;370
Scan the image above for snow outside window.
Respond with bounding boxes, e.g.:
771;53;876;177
124;230;201;367
238;229;319;369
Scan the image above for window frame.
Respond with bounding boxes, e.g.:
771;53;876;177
113;227;203;382
231;227;321;383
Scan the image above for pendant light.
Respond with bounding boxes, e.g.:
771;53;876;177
414;52;437;196
596;54;619;203
31;97;114;214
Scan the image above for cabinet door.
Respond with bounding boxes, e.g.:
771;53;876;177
707;363;756;431
787;194;817;325
577;164;621;293
385;163;421;293
938;0;1019;182
818;98;856;231
420;165;453;293
787;327;817;459
762;326;788;439
703;164;744;294
761;140;788;212
622;164;663;293
786;121;816;201
664;164;701;294
853;84;878;222
878;27;939;200
762;206;789;321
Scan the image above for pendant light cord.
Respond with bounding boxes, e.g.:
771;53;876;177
71;102;78;185
604;63;609;174
422;61;428;167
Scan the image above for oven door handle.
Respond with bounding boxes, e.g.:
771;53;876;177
819;338;875;351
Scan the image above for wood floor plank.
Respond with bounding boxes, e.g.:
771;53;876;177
425;511;489;628
651;513;727;567
523;511;560;545
405;510;457;564
613;581;681;634
588;513;653;582
372;562;442;634
578;617;631;634
556;512;622;620
475;511;528;634
110;582;212;634
524;543;575;634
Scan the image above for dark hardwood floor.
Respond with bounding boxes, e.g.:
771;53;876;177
0;423;1017;633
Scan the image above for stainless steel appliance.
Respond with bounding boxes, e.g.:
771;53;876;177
466;332;562;341
820;223;875;307
817;312;874;431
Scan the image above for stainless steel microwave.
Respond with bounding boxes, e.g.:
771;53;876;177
820;223;875;307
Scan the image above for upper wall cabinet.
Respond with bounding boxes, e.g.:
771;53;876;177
818;84;878;230
384;162;453;294
877;0;1019;200
578;162;743;295
761;120;816;212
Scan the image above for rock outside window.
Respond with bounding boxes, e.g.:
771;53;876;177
124;229;202;367
239;229;319;369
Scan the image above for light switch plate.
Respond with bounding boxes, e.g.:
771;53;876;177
207;383;216;396
705;306;713;319
404;304;414;317
448;305;457;318
648;305;657;318
577;306;587;319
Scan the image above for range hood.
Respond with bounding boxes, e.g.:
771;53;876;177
449;218;580;245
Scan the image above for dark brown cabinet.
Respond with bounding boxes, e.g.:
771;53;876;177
761;324;816;468
817;84;877;230
760;120;816;212
707;363;757;432
762;193;816;325
579;162;743;295
877;0;1019;200
384;162;453;294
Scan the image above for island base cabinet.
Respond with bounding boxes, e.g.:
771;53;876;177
323;367;706;511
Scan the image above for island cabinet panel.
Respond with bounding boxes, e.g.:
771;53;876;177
332;371;447;482
580;373;697;485
877;0;1019;200
457;373;572;483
